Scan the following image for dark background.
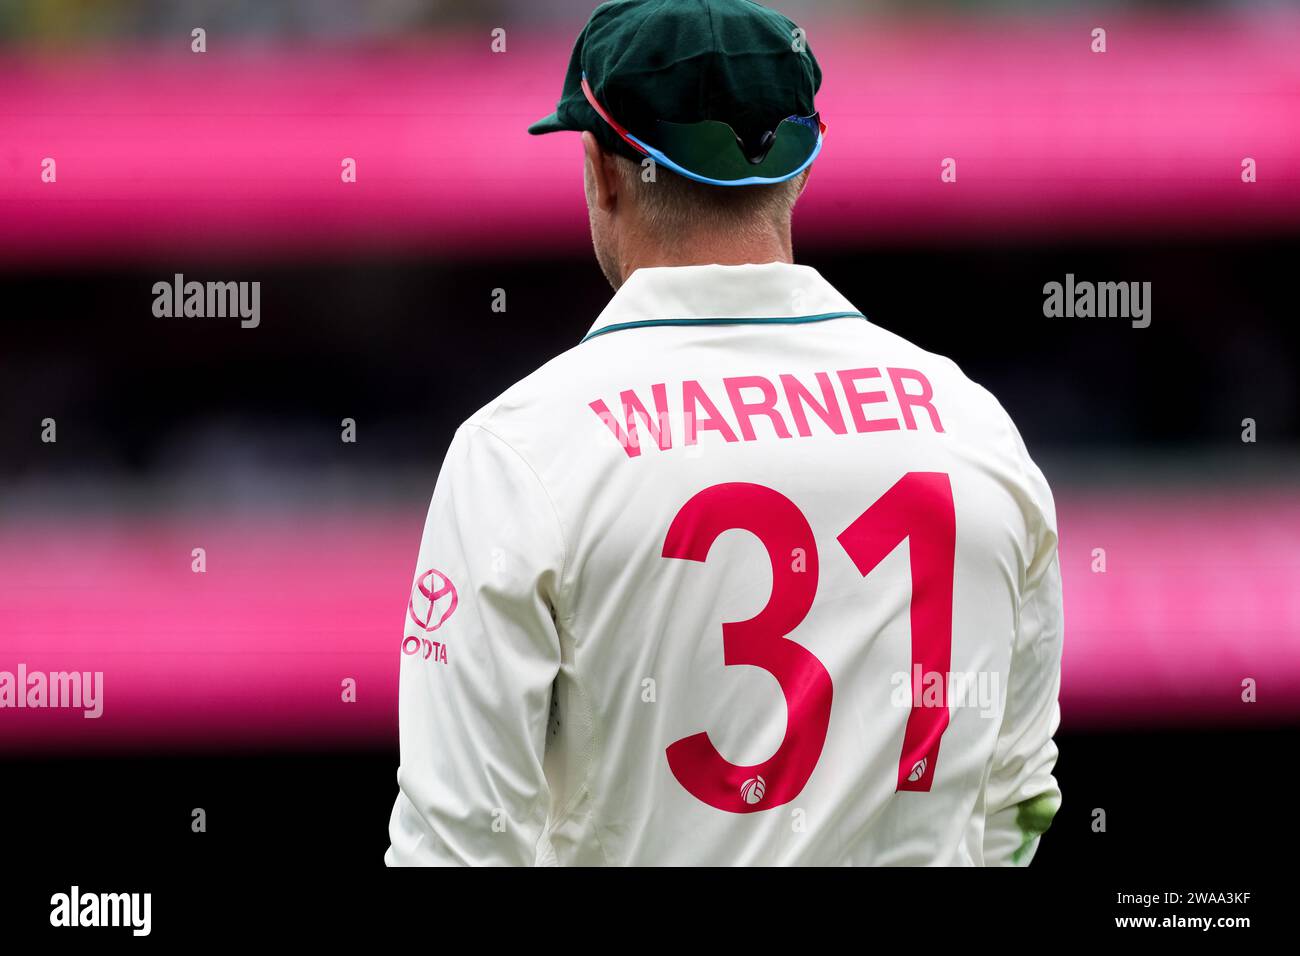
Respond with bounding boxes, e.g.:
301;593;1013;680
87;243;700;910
5;726;1296;873
4;238;1298;483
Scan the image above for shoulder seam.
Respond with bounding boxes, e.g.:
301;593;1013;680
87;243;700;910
460;422;571;620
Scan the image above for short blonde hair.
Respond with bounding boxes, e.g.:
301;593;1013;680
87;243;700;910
612;154;807;237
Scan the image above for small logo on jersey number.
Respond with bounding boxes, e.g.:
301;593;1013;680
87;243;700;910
408;568;458;631
740;775;767;805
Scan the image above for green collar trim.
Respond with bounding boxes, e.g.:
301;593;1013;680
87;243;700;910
581;311;866;343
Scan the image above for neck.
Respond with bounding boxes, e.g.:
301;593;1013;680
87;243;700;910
616;221;793;285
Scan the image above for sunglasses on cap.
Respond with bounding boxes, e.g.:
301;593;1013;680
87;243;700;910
580;74;824;187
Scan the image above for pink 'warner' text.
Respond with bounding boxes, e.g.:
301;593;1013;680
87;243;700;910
589;367;943;458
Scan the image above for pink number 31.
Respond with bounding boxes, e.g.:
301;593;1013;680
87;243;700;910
663;473;955;813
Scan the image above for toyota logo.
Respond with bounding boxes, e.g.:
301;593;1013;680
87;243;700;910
408;567;458;632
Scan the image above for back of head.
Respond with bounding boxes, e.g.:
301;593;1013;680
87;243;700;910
530;0;824;276
609;153;809;239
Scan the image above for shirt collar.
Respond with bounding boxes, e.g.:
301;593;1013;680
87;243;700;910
582;262;863;343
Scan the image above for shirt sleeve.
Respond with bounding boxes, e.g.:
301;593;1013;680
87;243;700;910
982;449;1065;867
386;422;565;867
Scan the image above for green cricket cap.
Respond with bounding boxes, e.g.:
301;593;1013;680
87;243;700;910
528;0;824;186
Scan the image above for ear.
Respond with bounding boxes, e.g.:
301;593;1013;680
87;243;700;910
582;131;618;213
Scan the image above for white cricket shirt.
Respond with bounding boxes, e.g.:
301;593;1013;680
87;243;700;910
386;262;1063;866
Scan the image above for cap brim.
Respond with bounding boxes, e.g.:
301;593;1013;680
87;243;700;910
527;112;572;135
